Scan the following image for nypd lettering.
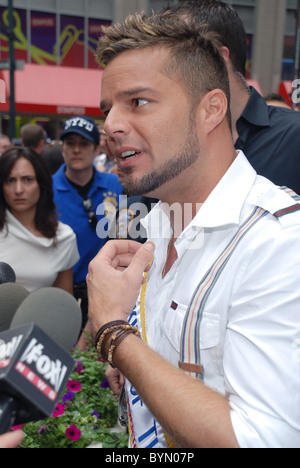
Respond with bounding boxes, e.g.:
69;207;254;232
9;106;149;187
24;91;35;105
63;117;94;133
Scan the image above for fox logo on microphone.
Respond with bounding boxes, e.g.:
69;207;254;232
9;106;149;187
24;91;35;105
0;334;24;369
19;338;69;396
0;323;75;427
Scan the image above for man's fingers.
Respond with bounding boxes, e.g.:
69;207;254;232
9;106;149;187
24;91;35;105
126;242;155;279
0;430;23;448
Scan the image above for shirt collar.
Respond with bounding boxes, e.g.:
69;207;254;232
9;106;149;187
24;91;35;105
193;151;256;228
238;87;270;128
53;164;111;192
142;151;257;237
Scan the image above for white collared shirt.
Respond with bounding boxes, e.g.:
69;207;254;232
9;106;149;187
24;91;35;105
0;211;79;292
135;151;300;448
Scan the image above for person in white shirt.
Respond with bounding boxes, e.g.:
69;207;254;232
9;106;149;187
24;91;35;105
0;146;79;293
86;12;300;448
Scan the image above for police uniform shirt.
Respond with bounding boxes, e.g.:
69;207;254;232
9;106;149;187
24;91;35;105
128;151;300;448
235;87;300;195
52;164;123;285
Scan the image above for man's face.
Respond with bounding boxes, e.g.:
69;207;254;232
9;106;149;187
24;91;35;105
100;47;201;198
0;137;11;155
62;134;98;172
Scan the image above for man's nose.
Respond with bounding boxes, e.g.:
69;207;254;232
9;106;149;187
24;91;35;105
104;107;129;139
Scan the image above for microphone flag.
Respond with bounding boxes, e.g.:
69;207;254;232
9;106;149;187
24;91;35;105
0;323;75;432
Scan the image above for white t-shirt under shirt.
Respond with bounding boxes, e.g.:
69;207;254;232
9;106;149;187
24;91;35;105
0;210;80;292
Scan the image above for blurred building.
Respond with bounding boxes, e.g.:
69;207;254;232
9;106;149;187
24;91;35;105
0;0;299;136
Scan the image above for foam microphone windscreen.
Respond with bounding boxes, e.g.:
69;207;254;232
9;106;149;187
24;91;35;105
0;262;16;284
0;283;29;332
10;287;82;352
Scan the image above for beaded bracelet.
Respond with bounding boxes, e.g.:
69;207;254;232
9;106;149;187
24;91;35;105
94;320;129;347
107;328;140;368
95;320;140;367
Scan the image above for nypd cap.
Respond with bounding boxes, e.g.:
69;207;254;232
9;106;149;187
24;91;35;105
61;116;100;145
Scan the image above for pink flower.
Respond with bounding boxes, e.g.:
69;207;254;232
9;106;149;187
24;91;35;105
10;424;24;431
75;361;84;374
52;403;65;418
65;425;81;442
67;380;82;392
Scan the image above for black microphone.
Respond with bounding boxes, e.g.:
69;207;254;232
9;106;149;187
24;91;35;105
0;283;29;332
0;262;16;284
0;323;75;433
11;287;82;351
0;287;82;434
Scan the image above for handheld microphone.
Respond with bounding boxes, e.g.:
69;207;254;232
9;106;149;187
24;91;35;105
0;323;75;433
0;262;16;285
0;283;29;332
11;287;82;351
0;287;82;433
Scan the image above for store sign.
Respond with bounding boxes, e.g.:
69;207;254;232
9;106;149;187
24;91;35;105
57;106;86;115
0;78;5;103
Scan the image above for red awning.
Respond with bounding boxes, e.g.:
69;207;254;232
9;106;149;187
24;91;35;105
0;63;103;117
278;81;293;107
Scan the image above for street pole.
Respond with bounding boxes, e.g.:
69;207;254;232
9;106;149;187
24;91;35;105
7;0;16;140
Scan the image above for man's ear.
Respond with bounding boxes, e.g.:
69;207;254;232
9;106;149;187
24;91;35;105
220;46;230;64
198;89;229;135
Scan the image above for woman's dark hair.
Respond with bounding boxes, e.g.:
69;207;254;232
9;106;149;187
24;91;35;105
0;146;58;238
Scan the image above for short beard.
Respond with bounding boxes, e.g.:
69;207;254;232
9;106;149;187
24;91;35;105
122;127;200;197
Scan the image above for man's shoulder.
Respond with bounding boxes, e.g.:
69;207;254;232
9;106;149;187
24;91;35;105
267;104;300;129
252;178;300;229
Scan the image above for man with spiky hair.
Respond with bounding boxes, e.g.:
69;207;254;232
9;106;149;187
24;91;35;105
87;11;300;449
161;0;300;195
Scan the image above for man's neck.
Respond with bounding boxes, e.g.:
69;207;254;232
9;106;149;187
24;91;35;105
156;147;238;239
229;72;251;144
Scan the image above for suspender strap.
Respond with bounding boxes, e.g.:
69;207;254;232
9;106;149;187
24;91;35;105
179;206;268;380
279;186;300;202
274;187;300;218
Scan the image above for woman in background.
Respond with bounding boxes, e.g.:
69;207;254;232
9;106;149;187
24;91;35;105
0;146;79;293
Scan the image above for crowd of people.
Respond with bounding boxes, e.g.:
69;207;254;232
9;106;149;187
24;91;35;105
1;0;300;449
0;117;123;330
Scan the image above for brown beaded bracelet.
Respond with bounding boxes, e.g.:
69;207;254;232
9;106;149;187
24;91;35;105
94;320;129;347
95;320;140;366
107;328;140;368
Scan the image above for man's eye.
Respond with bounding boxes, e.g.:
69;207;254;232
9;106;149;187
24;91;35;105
133;98;149;107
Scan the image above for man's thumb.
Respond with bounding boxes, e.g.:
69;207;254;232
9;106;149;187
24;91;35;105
127;242;155;278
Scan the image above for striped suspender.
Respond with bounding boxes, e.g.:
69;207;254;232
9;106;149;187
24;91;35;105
279;186;300;202
275;187;300;218
179;206;268;380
